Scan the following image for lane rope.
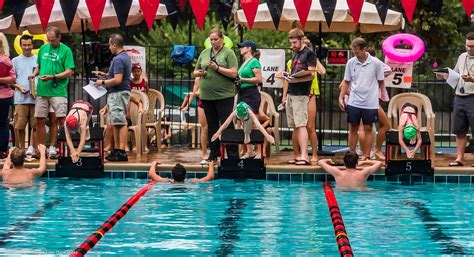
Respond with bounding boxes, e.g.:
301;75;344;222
323;182;354;257
70;181;156;257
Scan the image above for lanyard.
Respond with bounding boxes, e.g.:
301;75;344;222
210;46;223;61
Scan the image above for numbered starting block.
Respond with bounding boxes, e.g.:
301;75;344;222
57;125;104;162
385;130;434;176
218;129;266;179
55;156;104;178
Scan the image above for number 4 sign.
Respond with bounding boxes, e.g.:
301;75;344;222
384;57;414;89
259;49;286;88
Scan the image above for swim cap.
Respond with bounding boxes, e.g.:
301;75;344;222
66;115;79;133
403;124;417;141
236;102;249;118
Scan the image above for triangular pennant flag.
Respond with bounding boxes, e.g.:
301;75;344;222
0;0;5;12
400;0;417;23
294;0;312;29
216;0;233;29
461;0;473;20
241;0;259;30
60;0;79;31
35;0;55;31
190;0;210;31
162;0;179;30
375;0;389;24
112;0;133;31
85;0;106;33
177;0;186;12
429;0;442;16
139;0;161;31
320;0;336;28
267;0;284;29
5;0;28;28
346;0;364;26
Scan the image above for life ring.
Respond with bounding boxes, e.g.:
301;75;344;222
382;34;425;62
14;31;47;56
204;35;233;49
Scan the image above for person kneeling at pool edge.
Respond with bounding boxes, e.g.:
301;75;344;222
148;161;215;183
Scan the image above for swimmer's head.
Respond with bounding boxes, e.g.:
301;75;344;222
172;163;187;183
65;115;79;134
403;124;417;141
10;148;25;168
343;151;358;169
236;102;249;119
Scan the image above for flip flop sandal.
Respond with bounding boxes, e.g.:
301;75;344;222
288;159;297;164
448;160;464;167
295;159;310;165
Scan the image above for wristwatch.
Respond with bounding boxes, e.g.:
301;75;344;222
102;80;106;86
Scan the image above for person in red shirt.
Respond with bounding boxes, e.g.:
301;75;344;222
130;63;148;93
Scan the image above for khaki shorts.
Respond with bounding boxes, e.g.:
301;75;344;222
107;91;130;126
14;104;36;129
35;96;68;118
286;94;309;128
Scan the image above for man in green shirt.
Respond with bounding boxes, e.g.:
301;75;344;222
31;26;75;158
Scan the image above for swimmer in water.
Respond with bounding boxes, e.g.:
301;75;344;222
1;144;47;187
148;161;214;183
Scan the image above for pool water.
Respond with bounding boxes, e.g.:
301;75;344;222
0;179;472;256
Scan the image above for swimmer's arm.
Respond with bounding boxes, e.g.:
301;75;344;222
250;112;274;144
212;112;236;141
64;127;77;154
1;152;12;174
412;131;423;155
398;125;411;154
148;161;168;183
360;160;383;177
76;126;88;156
317;159;343;178
191;163;215;183
32;147;47;178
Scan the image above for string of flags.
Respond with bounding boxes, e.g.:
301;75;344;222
0;0;473;32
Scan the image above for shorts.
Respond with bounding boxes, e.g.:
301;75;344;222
35;96;68;118
14;104;36;129
237;86;261;113
107;90;130;126
346;105;378;125
452;95;474;135
197;98;203;108
286;94;309;128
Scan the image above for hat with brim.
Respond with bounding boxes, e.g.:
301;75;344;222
237;40;258;52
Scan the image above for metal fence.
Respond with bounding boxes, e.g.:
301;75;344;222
73;45;464;149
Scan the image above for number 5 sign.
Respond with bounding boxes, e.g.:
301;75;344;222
259;49;285;88
384;57;414;89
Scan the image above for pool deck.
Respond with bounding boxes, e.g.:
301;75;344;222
2;147;474;175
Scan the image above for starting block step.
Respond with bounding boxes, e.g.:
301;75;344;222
218;159;266;180
58;126;103;141
386;160;433;176
56;156;104;178
220;129;264;144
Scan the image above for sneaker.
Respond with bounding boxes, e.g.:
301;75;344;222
26;145;35;156
370;151;376;160
48;146;58;159
105;150;117;161
199;159;209;165
355;148;363;156
254;154;262;159
114;150;128;162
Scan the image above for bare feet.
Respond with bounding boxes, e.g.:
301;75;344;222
374;150;385;160
310;156;319;164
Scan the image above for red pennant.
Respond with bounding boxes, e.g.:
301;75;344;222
190;0;210;31
177;0;186;11
139;0;161;30
294;0;312;29
346;0;364;26
35;0;55;31
0;0;4;11
240;0;259;30
86;0;106;33
400;0;417;23
462;0;473;20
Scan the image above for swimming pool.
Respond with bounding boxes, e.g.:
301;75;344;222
0;179;472;256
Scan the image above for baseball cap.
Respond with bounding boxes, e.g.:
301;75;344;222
66;115;79;133
132;63;142;70
237;40;258;52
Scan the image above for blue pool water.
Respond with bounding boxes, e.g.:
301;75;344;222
0;179;472;256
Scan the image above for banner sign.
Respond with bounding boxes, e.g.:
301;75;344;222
259;49;285;88
384;57;413;89
125;45;147;79
327;50;349;66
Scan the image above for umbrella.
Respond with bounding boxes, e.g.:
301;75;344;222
0;0;168;34
235;0;404;32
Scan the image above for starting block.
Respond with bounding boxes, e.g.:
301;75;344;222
57;126;104;162
218;129;266;180
56;156;104;178
385;130;434;176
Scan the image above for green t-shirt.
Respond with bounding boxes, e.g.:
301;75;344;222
37;43;75;97
238;57;261;89
196;47;238;100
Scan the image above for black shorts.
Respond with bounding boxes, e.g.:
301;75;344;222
346;105;378;125
237;86;261;113
452;95;474;135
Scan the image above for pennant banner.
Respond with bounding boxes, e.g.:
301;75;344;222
6;0;28;28
190;0;210;31
85;0;106;33
429;0;442;17
0;0;4;12
162;0;180;30
267;0;284;29
60;0;79;31
294;0;312;29
320;0;336;28
35;0;55;31
375;0;389;24
347;0;364;25
216;0;233;29
112;0;133;30
461;0;473;20
139;0;161;31
400;0;416;23
241;0;259;30
177;0;186;12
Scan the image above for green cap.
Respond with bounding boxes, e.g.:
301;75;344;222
236;102;249;118
403;124;417;141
